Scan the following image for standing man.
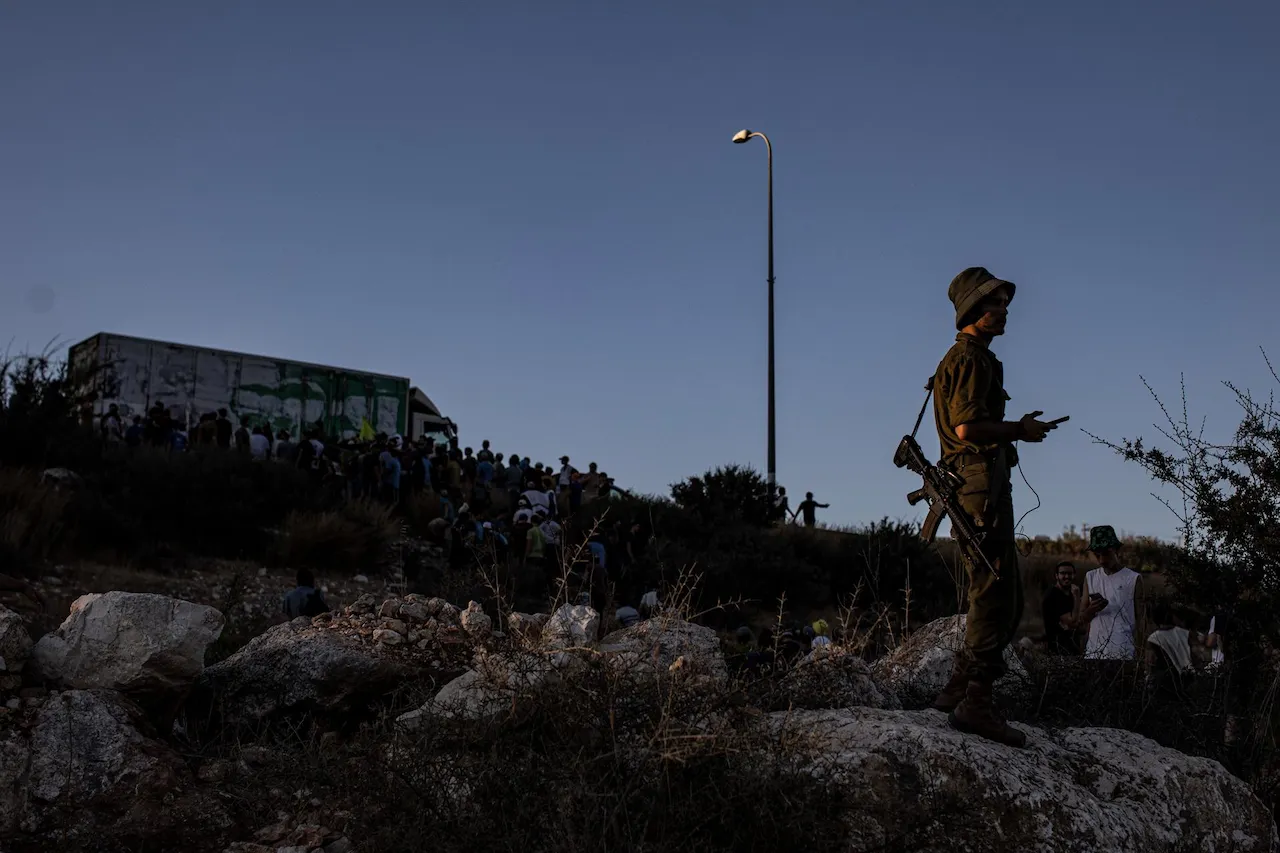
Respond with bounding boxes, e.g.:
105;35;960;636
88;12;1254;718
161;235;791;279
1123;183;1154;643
1078;525;1145;660
793;492;829;528
1042;560;1103;654
930;266;1060;748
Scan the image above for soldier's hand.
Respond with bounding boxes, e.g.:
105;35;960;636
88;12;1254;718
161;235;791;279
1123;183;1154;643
1018;411;1057;442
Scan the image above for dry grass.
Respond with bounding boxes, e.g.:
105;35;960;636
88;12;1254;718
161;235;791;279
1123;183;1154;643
0;466;71;572
269;499;399;575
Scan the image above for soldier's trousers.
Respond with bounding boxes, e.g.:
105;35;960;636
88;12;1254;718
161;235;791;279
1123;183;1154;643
955;457;1023;683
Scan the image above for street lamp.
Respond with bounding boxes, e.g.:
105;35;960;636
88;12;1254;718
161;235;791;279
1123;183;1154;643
731;128;777;503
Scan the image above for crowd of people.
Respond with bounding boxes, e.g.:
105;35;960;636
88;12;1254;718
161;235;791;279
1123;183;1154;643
1039;525;1225;691
97;402;653;619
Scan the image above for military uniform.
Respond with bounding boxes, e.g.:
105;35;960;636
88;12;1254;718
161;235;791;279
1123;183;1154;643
933;331;1023;682
928;265;1029;749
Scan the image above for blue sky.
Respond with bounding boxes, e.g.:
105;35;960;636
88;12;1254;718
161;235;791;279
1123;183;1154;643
2;2;1277;541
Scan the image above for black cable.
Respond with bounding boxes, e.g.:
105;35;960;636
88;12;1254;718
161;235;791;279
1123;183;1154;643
1013;446;1042;556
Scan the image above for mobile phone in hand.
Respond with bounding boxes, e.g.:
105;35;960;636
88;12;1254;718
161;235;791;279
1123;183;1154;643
1047;416;1070;426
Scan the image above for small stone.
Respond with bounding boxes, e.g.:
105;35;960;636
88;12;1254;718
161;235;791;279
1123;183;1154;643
353;574;369;584
287;824;326;848
436;603;461;627
311;613;333;627
253;820;290;843
381;618;407;636
258;567;268;576
407;631;419;644
460;602;492;638
378;599;400;618
4;698;18;710
374;629;404;646
324;838;353;853
399;602;429;622
416;639;431;650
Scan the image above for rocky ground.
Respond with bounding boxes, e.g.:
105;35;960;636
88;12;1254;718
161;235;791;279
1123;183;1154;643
0;580;1274;853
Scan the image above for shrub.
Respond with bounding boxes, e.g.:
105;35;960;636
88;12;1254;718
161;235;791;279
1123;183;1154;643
403;490;442;536
270;499;399;574
0;467;70;575
1094;357;1280;809
670;464;778;527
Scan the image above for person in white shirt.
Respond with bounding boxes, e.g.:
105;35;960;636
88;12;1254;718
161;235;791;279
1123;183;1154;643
1078;525;1146;660
249;427;272;460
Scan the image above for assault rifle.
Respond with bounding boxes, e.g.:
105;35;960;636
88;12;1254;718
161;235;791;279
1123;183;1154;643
892;434;1000;578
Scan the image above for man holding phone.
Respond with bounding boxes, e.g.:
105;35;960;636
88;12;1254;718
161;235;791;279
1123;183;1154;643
929;266;1062;748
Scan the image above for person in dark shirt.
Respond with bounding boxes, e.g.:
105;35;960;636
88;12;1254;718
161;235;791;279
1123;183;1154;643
215;409;233;449
125;416;145;448
281;568;329;620
461;447;478;485
794;492;830;528
234;417;252;453
1042;560;1098;654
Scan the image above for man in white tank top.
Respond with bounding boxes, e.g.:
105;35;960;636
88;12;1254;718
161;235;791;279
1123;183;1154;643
1078;525;1146;660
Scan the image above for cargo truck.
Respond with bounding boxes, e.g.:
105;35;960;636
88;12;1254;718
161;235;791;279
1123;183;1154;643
69;333;455;443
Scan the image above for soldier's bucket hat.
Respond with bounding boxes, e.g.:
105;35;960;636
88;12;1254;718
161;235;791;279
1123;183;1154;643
948;266;1016;331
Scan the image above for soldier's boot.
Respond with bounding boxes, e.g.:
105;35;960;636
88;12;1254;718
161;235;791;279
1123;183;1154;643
932;658;971;713
949;679;1026;748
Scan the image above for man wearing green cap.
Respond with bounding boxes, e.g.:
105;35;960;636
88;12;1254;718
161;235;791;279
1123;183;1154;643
929;266;1060;748
1079;524;1145;660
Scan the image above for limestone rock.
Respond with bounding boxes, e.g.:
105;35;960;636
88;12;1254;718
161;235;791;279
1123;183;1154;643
778;707;1277;853
199;619;418;725
778;650;900;710
374;628;404;646
600;617;726;682
871;614;1026;699
0;734;28;835
17;689;227;846
398;652;564;727
0;605;33;675
460;602;492;639
543;604;599;649
30;592;224;699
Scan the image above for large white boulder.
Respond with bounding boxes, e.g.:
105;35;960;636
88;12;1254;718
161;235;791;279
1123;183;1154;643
776;650;900;711
7;689;228;846
778;707;1276;852
871;614;1025;697
397;651;566;728
199;618;422;725
600;617;728;683
30;592;224;698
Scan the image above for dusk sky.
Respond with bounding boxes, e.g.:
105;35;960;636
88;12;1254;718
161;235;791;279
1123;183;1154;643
2;2;1277;541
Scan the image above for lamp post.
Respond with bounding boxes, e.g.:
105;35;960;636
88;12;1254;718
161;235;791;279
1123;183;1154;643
732;128;776;503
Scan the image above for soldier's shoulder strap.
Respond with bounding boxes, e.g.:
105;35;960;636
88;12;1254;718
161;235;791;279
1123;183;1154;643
910;376;935;440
